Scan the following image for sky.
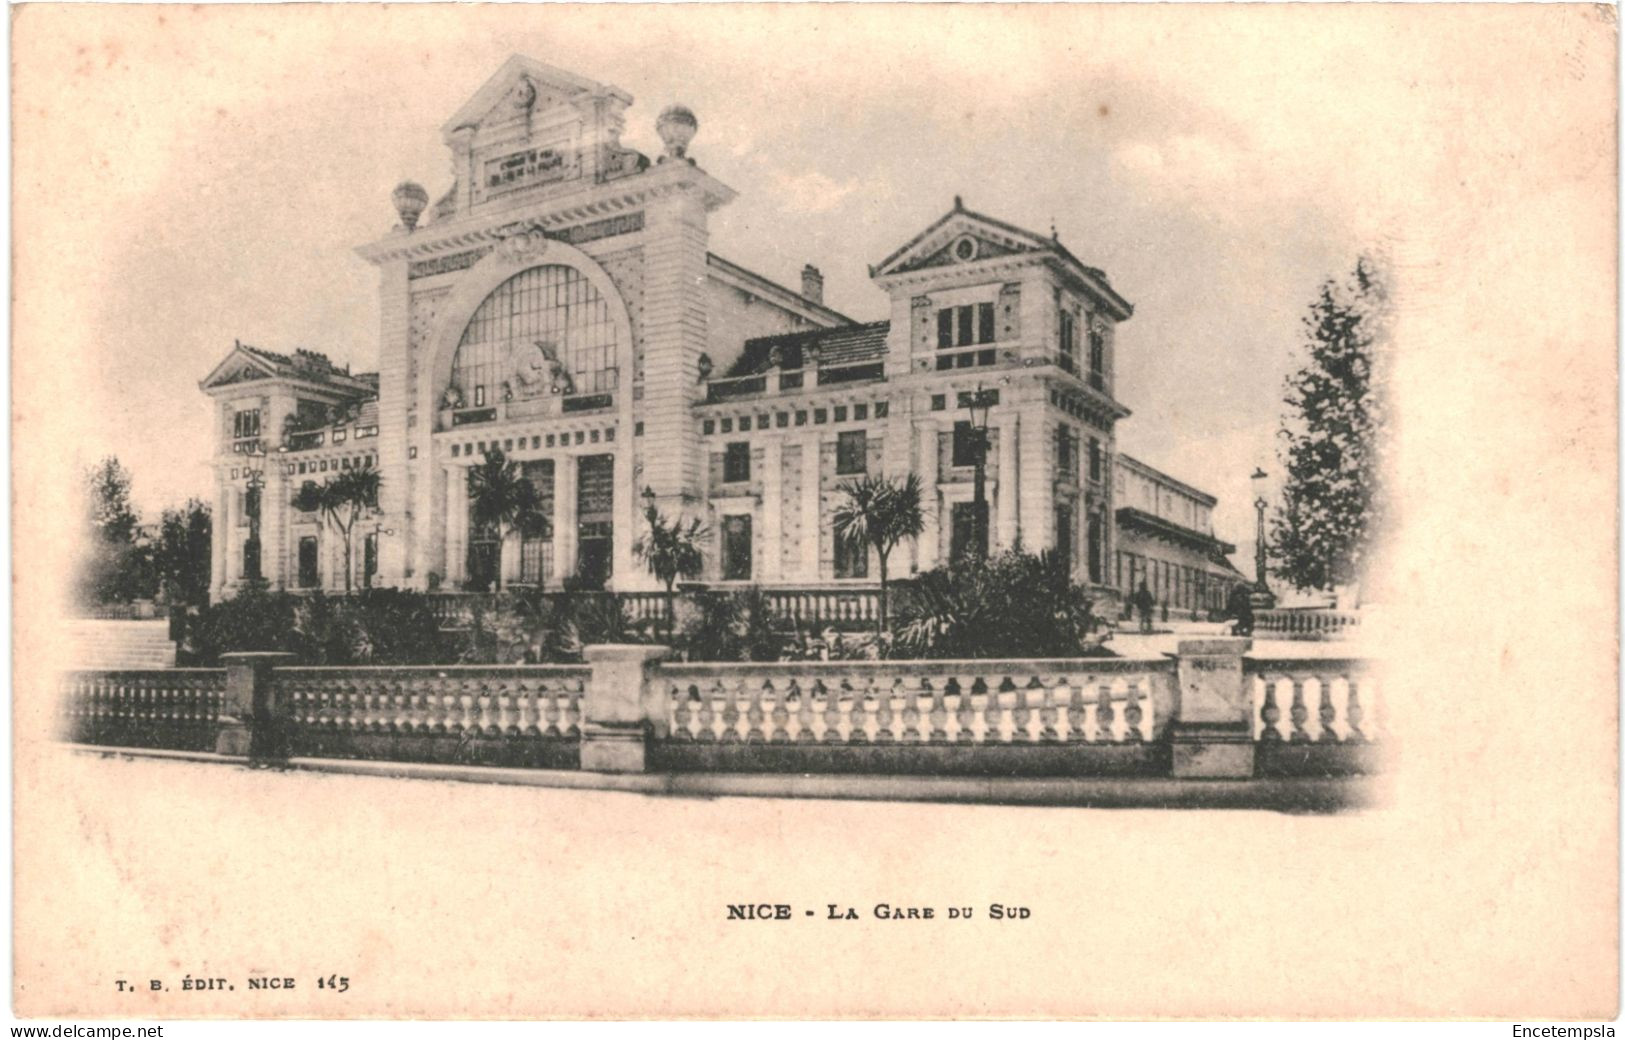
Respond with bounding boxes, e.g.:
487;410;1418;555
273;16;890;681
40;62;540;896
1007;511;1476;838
19;3;1425;567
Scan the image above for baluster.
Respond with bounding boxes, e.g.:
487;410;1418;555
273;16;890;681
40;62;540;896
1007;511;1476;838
875;677;899;744
768;680;791;743
672;682;694;740
1066;681;1088;742
848;677;870;743
746;680;768;743
543;679;563;737
564;677;583;738
1317;677;1340;743
1011;676;1038;743
819;679;842;743
926;678;949;743
720;677;743;743
1288;677;1309;742
900;675;923;744
1259;676;1283;742
696;679;718;742
1123;680;1146;743
980;676;1005;744
1039;678;1060;742
1344;674;1366;742
953;675;977;743
1096;683;1117;743
793;679;817;744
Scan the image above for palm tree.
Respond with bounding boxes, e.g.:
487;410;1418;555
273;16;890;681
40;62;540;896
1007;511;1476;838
466;449;549;592
831;472;926;636
292;467;381;594
633;504;707;642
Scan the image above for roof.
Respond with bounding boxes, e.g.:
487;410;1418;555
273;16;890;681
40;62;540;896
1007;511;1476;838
725;321;891;378
201;341;376;396
1115;453;1219;507
1115;506;1237;557
707;253;853;326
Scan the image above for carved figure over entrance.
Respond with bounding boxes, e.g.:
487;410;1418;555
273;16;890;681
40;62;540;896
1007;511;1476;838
507;340;573;399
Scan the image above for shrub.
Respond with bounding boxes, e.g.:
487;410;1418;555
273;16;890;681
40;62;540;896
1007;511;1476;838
187;587;301;664
891;549;1112;659
676;587;790;662
188;587;453;666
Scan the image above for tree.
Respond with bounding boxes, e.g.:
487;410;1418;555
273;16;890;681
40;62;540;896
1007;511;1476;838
152;499;212;606
465;450;548;592
293;467;382;594
1269;255;1391;596
78;457;147;605
831;472;926;635
633;504;707;642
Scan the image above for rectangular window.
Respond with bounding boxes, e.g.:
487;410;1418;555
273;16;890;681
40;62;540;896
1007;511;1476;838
836;430;867;475
978;301;995;344
952;421;980;468
298;536;320;589
950;501;987;561
1059;310;1076;373
1089;328;1106;391
474;385;486;408
956;305;974;346
722;514;752;581
724;442;750;483
232;408;261;442
1089;438;1103;482
1055;424;1073;480
937;308;954;349
937;303;997;351
1054;504;1073;577
834;525;868;578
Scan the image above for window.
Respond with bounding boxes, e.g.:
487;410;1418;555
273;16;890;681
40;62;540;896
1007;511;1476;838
1054;504;1073;577
1087;514;1104;584
232;408;261;442
936;302;996;349
952;422;981;468
950;501;987;561
836;431;867;475
298;537;320;589
722;515;752;581
1088;326;1106;391
450;264;620;407
1055;424;1075;480
834;525;868;578
520;459;556;585
1089;438;1103;482
1059;310;1077;373
724;442;750;484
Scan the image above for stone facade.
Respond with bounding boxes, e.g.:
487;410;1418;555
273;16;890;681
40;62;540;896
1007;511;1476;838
198;54;1241;605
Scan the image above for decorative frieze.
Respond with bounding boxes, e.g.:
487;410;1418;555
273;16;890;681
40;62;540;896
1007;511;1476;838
407;211;646;280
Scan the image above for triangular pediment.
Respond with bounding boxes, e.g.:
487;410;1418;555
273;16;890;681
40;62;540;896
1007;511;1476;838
441;55;629;138
872;203;1055;279
199;347;278;392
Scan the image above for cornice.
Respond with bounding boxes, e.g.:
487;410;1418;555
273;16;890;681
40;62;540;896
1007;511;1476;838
355;161;735;266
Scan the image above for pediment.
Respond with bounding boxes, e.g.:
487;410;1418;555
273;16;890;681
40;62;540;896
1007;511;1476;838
872;205;1054;279
200;349;278;392
442;55;628;138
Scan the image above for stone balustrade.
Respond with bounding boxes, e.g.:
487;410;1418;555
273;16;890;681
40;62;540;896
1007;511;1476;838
1254;609;1362;640
56;641;1382;782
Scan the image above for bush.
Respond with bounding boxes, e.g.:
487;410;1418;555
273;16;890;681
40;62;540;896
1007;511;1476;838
187;588;453;666
675;587;790;662
891;549;1112;659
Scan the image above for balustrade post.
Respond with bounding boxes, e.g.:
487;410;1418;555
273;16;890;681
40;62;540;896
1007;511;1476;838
580;644;671;772
1169;638;1255;778
218;652;296;762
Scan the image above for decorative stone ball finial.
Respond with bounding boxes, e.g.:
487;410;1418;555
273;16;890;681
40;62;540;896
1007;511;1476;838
391;181;429;231
656;105;699;163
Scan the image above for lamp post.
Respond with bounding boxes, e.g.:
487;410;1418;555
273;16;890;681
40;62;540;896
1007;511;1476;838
1250;466;1276;609
964;385;996;557
239;442;268;583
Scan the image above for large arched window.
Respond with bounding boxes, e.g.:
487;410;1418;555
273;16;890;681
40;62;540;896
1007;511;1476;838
450;265;619;407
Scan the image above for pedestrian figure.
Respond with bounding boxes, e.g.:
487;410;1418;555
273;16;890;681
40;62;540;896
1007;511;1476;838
1132;581;1156;633
1227;583;1256;637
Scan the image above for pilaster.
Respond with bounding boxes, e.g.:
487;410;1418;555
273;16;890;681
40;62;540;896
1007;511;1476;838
996;413;1020;551
798;433;821;581
760;439;783;583
556;453;579;583
445;464;468;585
914;418;939;573
638;192;711;503
376;259;412;585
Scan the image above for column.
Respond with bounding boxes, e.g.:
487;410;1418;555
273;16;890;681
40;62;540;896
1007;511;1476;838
445;464;467;586
375;259;411;586
760;439;782;584
914;420;939;572
996;414;1020;551
611;440;637;589
416;440;442;589
798;434;821;580
639;191;712;503
262;468;287;590
555;453;579;583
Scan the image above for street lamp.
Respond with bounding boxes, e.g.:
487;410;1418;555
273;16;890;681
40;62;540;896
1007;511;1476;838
239;441;269;582
1250;466;1275;608
964;384;997;557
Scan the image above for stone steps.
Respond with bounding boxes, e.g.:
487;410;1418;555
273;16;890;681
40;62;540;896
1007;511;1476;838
66;619;178;669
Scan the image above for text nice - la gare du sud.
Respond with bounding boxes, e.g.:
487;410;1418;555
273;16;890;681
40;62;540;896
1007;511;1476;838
727;903;1033;921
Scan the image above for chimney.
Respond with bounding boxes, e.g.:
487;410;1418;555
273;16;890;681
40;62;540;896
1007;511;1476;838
801;264;824;306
